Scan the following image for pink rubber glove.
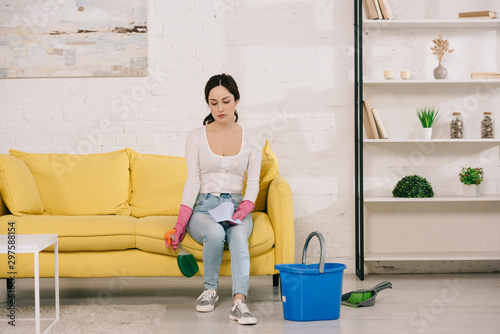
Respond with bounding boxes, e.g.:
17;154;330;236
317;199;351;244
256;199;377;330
165;204;193;250
232;200;255;222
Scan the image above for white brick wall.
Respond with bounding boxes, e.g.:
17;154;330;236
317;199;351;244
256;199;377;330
2;0;354;270
4;1;496;274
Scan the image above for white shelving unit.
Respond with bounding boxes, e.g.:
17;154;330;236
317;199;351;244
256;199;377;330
364;79;500;85
364;139;500;143
365;251;500;262
354;4;500;279
364;195;500;202
363;19;500;28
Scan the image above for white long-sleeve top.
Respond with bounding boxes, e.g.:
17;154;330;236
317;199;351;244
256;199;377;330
180;125;262;209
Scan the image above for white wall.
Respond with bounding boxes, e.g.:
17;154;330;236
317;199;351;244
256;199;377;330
0;0;355;270
1;0;498;274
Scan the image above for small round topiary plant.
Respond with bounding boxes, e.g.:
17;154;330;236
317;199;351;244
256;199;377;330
392;175;434;198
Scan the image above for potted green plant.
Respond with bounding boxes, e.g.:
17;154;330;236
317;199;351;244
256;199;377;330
459;167;484;197
417;107;440;139
392;175;434;198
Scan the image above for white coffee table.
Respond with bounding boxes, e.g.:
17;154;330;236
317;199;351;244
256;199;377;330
1;234;59;334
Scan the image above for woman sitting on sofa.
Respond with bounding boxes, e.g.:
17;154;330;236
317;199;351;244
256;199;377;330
165;73;262;325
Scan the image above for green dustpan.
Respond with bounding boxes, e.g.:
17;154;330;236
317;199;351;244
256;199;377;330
341;281;392;308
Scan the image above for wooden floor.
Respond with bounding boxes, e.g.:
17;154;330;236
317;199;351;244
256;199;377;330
2;273;500;333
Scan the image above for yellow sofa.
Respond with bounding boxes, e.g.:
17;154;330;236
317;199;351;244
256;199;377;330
0;144;294;282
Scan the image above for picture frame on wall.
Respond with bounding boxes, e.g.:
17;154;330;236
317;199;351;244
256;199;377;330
0;0;148;78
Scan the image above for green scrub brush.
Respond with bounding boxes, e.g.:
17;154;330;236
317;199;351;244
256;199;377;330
342;281;392;307
347;291;373;304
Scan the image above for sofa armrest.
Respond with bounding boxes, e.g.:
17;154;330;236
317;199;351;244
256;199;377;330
266;172;294;269
0;193;9;216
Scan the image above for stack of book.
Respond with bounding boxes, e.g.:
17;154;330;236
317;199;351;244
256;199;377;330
363;0;394;20
458;11;498;19
471;72;500;79
362;100;389;139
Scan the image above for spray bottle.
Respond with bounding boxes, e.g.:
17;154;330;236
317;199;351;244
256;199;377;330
164;229;199;278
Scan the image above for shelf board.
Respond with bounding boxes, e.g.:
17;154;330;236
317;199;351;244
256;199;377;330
364;195;500;202
365;251;500;261
364;139;500;143
363;19;500;29
363;79;500;85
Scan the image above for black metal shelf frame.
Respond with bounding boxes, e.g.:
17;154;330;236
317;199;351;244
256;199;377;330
354;0;364;280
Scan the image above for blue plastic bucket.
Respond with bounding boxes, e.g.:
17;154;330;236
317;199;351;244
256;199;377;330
274;232;346;321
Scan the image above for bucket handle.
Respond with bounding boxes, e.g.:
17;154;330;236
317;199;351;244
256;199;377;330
301;231;326;273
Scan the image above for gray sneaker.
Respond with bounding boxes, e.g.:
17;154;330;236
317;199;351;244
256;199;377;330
229;299;258;325
196;289;219;312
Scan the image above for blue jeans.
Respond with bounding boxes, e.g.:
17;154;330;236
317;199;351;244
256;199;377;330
186;193;254;297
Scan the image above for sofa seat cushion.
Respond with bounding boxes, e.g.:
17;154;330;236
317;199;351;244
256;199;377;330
128;149;187;217
0;215;137;251
9;149;131;216
136;212;275;261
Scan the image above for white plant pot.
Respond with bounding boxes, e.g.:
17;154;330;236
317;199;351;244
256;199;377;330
422;128;433;140
463;184;479;197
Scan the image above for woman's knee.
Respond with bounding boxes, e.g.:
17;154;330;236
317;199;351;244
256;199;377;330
227;227;250;247
188;213;224;244
203;224;226;244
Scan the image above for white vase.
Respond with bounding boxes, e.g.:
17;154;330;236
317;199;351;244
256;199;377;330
433;62;448;79
463;184;479;197
422;128;433;140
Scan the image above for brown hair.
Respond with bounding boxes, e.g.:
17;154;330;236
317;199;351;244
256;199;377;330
203;73;240;125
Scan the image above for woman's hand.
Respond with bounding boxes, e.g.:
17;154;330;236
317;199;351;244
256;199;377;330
232;200;255;221
165;204;193;250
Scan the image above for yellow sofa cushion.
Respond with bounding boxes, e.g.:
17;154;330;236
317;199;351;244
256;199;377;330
0;154;44;215
252;140;279;212
0;249;276;278
128;149;188;217
135;212;275;260
0;215;137;251
9;149;131;215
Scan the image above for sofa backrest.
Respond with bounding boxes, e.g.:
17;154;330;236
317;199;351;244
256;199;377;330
251;140;279;212
10;149;131;215
1;142;280;217
0;153;44;215
128;148;187;217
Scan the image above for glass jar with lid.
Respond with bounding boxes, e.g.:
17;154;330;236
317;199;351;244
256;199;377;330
450;112;463;139
481;112;494;139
